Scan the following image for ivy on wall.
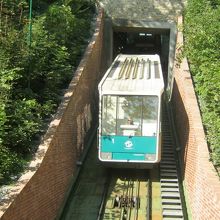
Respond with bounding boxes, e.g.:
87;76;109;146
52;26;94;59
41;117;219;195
184;0;220;168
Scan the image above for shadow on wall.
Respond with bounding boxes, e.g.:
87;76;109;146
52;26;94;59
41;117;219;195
171;79;189;180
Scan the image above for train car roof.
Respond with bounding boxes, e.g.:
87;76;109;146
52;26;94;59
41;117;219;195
98;54;164;96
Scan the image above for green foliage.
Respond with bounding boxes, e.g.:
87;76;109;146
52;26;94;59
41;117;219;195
45;5;76;44
0;67;21;144
184;0;220;166
0;0;95;184
21;17;72;102
4;99;43;154
0;145;24;184
44;2;95;66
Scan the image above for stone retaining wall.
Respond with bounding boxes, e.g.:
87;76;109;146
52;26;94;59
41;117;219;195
171;17;220;219
0;8;104;220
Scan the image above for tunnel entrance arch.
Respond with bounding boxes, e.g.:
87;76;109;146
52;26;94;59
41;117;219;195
104;18;177;100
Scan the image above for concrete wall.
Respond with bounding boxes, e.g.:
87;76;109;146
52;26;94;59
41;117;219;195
171;17;220;219
0;8;104;220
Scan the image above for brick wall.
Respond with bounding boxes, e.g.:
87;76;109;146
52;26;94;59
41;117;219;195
171;17;220;219
0;8;104;220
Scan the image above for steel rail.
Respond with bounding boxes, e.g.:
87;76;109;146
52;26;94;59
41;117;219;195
128;179;134;220
134;179;140;220
146;179;151;220
97;171;112;220
120;179;129;220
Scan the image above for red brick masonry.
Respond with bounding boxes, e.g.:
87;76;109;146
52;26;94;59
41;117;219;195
171;17;220;219
0;9;104;220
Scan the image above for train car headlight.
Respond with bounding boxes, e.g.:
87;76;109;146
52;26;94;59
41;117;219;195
101;152;112;160
145;154;156;161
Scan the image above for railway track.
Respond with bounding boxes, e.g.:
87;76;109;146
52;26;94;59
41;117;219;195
56;139;152;220
57;109;186;220
99;169;150;220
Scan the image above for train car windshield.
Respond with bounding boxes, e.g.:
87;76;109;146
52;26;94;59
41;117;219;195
101;95;158;136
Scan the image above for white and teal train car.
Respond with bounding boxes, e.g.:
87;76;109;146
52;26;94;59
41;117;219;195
98;54;164;168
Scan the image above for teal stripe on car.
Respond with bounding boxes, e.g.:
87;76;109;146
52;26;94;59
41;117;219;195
113;153;145;160
101;135;156;154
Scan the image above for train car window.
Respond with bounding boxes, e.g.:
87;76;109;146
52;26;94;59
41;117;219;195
117;96;142;136
101;96;117;135
142;96;158;136
101;95;159;137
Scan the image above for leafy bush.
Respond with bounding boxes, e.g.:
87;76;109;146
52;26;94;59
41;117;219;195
0;0;95;184
184;0;220;166
4;99;43;154
0;146;24;184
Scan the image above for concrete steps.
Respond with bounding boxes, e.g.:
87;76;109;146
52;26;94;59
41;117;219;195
160;113;184;219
